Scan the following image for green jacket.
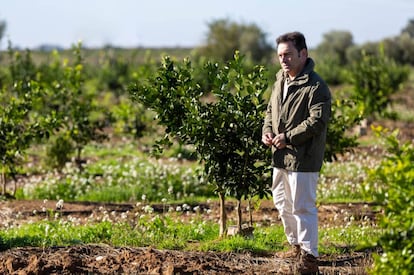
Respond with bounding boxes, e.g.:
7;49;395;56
263;58;331;172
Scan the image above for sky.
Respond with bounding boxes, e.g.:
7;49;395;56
1;0;413;50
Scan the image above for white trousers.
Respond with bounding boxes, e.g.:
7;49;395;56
271;168;319;257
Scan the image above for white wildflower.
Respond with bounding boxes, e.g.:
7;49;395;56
56;199;64;210
143;205;154;214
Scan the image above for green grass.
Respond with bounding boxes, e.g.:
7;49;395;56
319;224;380;255
0;215;379;256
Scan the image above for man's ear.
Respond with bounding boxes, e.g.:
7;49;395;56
301;49;308;58
299;48;308;58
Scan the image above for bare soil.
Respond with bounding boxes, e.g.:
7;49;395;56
0;199;378;274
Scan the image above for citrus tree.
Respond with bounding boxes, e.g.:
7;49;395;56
363;127;414;274
347;45;409;120
324;98;363;161
0;48;57;196
47;43;111;169
129;52;270;236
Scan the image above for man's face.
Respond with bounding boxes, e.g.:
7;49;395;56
277;41;307;78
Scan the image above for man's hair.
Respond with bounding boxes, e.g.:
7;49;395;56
276;32;307;52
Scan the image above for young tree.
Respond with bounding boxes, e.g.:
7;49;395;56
0;48;57;196
53;43;111;169
363;127;414;274
347;45;409;121
324;98;362;161
129;52;270;236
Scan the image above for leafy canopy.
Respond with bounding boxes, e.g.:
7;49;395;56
129;52;271;201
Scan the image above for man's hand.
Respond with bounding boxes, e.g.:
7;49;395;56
273;133;287;149
262;133;274;147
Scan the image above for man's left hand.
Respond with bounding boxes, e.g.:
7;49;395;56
273;133;287;149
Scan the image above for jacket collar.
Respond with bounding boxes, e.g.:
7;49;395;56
276;58;315;86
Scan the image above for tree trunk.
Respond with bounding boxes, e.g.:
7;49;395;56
1;169;5;195
11;173;17;197
236;198;242;233
218;191;227;237
248;198;253;227
75;147;85;171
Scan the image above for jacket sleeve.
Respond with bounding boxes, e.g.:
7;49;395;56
285;82;331;145
262;99;273;135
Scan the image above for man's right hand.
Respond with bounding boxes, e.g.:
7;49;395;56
262;133;274;147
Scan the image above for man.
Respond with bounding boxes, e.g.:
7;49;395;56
262;31;331;273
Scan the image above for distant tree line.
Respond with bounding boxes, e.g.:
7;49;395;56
191;18;414;67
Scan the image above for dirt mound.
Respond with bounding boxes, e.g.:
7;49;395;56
0;244;371;274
